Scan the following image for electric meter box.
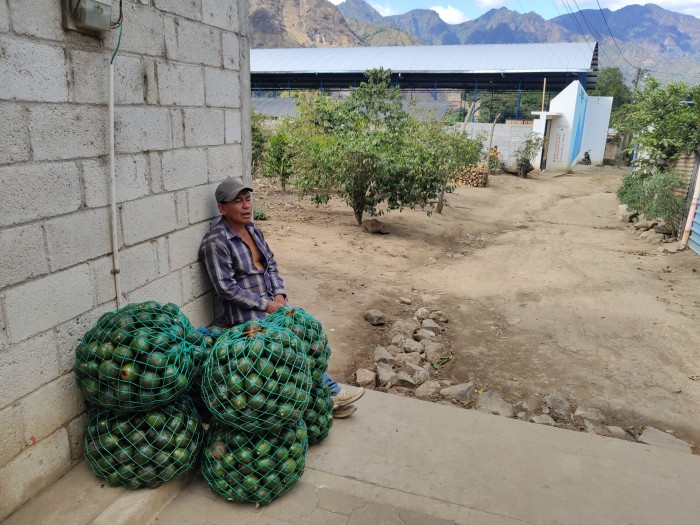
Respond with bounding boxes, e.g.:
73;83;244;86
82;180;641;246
74;0;112;32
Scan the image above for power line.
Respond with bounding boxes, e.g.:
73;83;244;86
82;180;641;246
592;0;637;71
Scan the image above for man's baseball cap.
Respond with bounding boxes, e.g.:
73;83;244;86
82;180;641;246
215;178;253;203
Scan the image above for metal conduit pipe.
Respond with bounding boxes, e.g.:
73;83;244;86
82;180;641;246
680;168;700;249
109;63;123;307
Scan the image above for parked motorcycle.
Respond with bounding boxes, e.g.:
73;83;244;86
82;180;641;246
578;150;591;165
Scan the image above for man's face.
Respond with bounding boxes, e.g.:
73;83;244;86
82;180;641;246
218;190;253;227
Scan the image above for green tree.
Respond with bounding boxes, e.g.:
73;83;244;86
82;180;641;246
251;110;268;176
590;67;633;115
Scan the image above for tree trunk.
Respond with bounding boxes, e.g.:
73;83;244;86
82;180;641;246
436;184;446;214
354;208;363;226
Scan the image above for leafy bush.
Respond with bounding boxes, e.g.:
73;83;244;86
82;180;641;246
617;168;686;226
253;207;268;221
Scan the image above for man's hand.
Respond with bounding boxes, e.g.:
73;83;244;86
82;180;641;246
274;294;289;305
266;299;286;314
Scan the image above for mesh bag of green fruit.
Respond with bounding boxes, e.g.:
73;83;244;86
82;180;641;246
84;396;203;489
304;383;334;446
201;419;308;504
201;320;312;433
265;307;331;385
74;301;200;411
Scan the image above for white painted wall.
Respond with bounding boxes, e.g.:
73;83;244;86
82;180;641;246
579;96;613;165
0;0;250;519
460;122;533;166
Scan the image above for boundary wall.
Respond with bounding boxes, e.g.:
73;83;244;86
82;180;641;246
0;0;250;519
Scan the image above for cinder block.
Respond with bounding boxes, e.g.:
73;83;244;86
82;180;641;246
0;37;68;102
223;32;240;71
45;209;112;271
171;109;185;148
0;331;60;409
203;0;238;32
17;374;85;447
0;224;49;289
0;428;71;522
188;263;212;299
90;257;120;306
175;190;189;228
164;17;221;67
0;162;81;227
0;404;23;466
156;237;169;276
125;273;183;306
104;3;165;57
8;0;64;39
187;182;220;224
162;148;208;191
70;51;144;105
0;1;8;32
224;110;242;144
83;154;151;208
184;108;225;147
4;265;95;344
118;240;165;293
54;303;115;375
181;291;214;328
0;301;7;352
115;107;172;154
66;413;88;461
144;58;158;104
0;103;30;165
205;67;239;108
148;152;164;193
121;193;178;245
29;105;107;161
156;61;205;106
208;144;243;182
168;222;210;271
154;0;202;20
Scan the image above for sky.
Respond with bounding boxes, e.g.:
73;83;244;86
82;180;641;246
327;1;700;24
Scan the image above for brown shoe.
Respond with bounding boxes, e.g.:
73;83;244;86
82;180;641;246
333;404;357;419
332;386;365;409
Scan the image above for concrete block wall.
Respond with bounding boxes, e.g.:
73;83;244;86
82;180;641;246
460;123;534;167
0;0;250;519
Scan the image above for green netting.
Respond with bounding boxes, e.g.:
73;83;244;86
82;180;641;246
84;396;203;489
201;419;308;504
201;319;311;433
304;383;334;446
74;301;203;411
265;307;331;385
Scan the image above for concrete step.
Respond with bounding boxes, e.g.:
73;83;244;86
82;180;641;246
3;461;193;525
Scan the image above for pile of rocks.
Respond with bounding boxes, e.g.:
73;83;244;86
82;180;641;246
618;207;678;247
359;306;696;454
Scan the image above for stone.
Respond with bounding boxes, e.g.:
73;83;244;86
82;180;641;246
638;427;692;454
529;414;555;426
516;412;527;420
606;426;628;439
385;345;403;357
422;319;442;331
543;392;572;420
412;367;430;386
362;218;389;234
355;369;376;388
390;334;406;347
364;309;386;326
429;310;449;323
573;406;605;423
645;232;665;244
373;346;395;365
390;387;414;396
399;297;412;305
476;391;514;417
423;341;445;363
395;371;416;388
414;307;431;321
395;352;422;366
414;329;436;341
414;381;442;399
392;319;420;337
440;382;475;403
654;223;672;235
376;366;398;388
402;339;424;354
584;420;611;436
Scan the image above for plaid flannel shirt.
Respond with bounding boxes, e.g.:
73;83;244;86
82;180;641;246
199;218;286;326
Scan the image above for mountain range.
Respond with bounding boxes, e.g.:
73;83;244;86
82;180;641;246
248;0;700;84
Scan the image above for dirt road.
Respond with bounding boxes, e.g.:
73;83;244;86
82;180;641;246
255;167;700;446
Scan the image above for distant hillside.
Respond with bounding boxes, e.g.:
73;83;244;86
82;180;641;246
249;0;700;83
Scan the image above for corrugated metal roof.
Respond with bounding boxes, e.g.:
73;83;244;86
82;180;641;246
251;43;596;75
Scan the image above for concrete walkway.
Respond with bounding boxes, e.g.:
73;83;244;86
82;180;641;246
7;389;700;524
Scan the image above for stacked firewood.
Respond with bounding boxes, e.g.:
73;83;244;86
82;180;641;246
455;164;488;187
